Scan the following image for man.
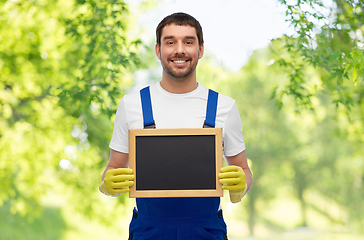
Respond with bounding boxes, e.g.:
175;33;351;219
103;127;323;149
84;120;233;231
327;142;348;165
99;12;252;240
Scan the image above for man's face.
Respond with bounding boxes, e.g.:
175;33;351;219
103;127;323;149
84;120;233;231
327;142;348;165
156;23;204;80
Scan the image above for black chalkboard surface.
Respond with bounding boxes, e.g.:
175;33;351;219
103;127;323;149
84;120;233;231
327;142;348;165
129;128;223;198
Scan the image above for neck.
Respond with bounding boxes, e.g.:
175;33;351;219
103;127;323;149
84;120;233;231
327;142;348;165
160;72;198;94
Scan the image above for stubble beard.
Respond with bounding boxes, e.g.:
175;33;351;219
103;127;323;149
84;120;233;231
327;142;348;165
161;54;199;81
163;64;196;80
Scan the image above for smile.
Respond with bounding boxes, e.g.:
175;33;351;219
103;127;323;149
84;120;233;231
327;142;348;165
172;60;188;64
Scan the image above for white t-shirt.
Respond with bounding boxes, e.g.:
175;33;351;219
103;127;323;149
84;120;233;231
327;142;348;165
109;82;245;157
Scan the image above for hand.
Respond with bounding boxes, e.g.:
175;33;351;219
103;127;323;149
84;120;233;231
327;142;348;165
99;168;135;196
219;165;247;203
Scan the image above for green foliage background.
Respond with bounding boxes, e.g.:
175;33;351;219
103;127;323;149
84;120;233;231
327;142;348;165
0;0;141;232
0;0;363;239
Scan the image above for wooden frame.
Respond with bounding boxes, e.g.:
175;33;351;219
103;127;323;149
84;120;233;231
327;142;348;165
129;128;223;198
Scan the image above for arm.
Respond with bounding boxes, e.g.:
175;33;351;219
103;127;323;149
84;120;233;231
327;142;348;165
101;149;129;181
225;150;253;192
99;149;134;196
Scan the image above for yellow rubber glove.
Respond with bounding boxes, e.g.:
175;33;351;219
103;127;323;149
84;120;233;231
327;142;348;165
99;168;135;197
219;165;247;203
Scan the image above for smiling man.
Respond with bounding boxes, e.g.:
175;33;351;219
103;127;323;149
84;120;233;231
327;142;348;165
157;22;203;91
99;12;253;240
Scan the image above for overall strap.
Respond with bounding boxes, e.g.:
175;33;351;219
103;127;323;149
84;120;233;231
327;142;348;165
203;89;219;128
140;86;156;129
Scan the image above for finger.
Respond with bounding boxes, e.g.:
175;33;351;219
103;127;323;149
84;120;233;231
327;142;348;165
113;181;134;188
218;172;241;179
112;174;135;182
116;168;133;174
107;168;133;177
219;178;240;185
222;183;245;190
112;187;130;193
122;181;134;187
220;166;241;173
119;188;130;193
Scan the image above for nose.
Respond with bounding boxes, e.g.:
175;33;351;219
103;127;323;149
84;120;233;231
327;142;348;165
175;41;185;55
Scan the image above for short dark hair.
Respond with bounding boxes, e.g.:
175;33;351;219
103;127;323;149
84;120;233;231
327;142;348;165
156;12;204;47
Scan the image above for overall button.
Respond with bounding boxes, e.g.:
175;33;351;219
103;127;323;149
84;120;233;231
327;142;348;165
133;212;138;218
129;234;133;240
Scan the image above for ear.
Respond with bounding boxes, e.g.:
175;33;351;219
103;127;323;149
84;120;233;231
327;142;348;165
198;44;204;59
155;44;161;60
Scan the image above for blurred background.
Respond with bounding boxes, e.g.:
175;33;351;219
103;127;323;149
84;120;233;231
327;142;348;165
1;0;363;239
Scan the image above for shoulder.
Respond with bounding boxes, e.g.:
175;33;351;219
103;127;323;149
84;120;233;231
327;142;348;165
116;87;144;114
208;88;236;110
217;92;235;104
198;84;236;110
120;83;158;106
199;84;235;102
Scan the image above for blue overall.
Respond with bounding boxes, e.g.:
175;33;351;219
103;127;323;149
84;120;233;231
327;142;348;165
128;87;228;240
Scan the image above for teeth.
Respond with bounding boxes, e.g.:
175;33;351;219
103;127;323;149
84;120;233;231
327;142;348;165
173;60;186;63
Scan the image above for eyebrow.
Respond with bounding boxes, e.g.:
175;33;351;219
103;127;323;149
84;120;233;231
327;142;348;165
163;36;197;41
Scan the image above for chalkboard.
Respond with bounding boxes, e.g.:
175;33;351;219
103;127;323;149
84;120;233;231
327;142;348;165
129;128;223;198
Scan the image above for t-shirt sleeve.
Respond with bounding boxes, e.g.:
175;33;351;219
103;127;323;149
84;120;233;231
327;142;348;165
109;97;129;153
223;101;245;157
